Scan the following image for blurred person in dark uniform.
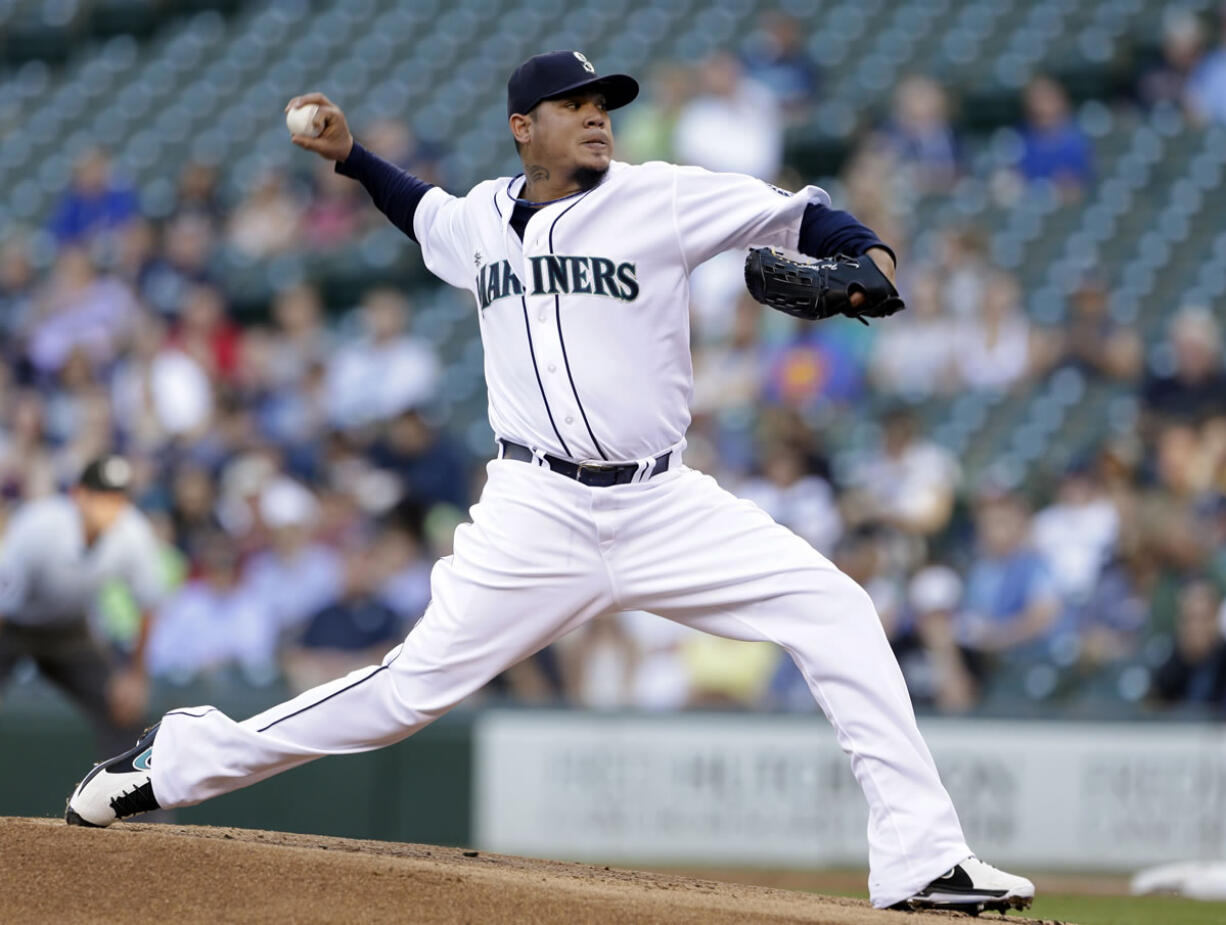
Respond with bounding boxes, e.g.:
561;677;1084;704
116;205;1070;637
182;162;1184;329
0;456;164;755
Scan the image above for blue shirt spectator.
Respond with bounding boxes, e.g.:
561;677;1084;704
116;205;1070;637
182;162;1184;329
49;149;139;244
958;493;1063;654
1017;76;1093;192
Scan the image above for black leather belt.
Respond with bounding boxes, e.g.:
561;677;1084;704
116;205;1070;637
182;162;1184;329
499;439;671;487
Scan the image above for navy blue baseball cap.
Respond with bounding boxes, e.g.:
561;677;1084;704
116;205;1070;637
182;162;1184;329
507;51;639;118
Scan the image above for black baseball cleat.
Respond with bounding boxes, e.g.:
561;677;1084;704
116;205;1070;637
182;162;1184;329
891;857;1035;915
65;724;161;827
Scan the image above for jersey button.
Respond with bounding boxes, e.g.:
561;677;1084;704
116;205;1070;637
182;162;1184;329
565;416;574;424
537;310;547;322
548;363;557;372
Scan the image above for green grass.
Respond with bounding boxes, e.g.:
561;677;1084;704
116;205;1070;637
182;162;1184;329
1028;892;1226;925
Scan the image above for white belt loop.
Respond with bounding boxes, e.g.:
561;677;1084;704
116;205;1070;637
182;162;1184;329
531;447;551;470
637;456;659;484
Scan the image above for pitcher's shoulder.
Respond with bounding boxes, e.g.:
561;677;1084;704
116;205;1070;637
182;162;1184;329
607;159;679;188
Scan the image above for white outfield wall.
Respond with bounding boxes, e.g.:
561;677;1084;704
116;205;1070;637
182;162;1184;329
474;711;1226;871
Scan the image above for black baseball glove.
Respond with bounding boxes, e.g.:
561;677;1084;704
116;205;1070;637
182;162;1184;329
744;248;905;324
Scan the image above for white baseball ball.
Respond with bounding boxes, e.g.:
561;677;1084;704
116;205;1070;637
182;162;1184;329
286;104;321;138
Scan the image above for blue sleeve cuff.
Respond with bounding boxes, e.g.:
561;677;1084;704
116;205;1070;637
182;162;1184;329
798;202;895;265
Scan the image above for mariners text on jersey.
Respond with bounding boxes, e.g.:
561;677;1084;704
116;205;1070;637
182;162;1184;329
476;255;639;310
336;146;891;462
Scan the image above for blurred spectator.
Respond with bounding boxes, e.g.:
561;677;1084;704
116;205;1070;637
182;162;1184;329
883;75;959;193
849;407;960;538
371;409;469;510
303;158;365;250
958;491;1062;654
840;143;905;251
47;148;139;245
562;614;634;709
173;161;224;229
371;513;431;626
618;64;692;164
27;247;138;376
112;313;213;447
1031;461;1119;609
938;225;993;321
1016;76;1093;198
0;392;56;501
51;389;115;489
226;170;302;259
1153;421;1221;499
894;566;981;713
325;288;440;429
691;294;763;416
674;52;783;179
1076;555;1147;667
242;477;343;635
172;284;241;384
869;269;958;398
113;219;158;294
44;347;100;444
1139;12;1208;111
954;271;1052;392
268;283;332;389
147;531;278;685
0;239;37;341
1056;274;1142;381
168;463;222;557
761;318;866;411
1141;306;1226;426
1187;7;1226;125
735;439;842;554
140;214;216;319
1151;578;1226;708
741;12;820;118
283;548;404;693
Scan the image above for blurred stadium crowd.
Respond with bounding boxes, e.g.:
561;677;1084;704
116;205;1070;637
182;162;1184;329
2;0;1226;720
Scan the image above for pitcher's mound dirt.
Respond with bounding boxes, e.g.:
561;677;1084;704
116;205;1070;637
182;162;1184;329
0;817;1065;924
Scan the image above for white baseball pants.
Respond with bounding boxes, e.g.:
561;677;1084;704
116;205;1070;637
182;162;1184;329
150;459;971;907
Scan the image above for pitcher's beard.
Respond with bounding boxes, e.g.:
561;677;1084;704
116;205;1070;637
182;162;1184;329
571;164;608;192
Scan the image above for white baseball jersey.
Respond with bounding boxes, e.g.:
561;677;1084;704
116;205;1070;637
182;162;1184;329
413;161;830;462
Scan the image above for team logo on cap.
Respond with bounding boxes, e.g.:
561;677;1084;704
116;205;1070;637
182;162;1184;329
573;51;596;74
104;457;131;488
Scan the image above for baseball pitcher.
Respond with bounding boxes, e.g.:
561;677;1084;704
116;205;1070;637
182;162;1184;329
68;52;1033;913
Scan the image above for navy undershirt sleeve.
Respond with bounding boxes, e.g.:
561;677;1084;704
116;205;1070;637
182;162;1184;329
334;141;434;242
797;202;896;265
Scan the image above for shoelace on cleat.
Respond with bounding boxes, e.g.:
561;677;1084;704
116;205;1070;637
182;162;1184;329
109;780;157;819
